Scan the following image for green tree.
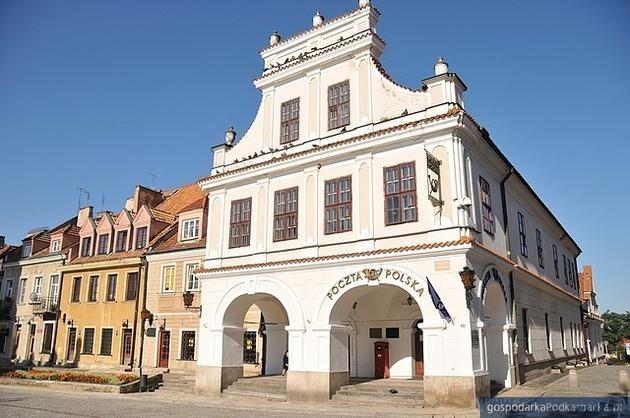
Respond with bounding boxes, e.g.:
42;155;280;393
602;310;630;353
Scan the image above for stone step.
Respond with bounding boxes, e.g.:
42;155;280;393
227;383;287;394
332;393;424;406
340;384;423;394
335;388;423;400
222;389;287;401
222;376;288;401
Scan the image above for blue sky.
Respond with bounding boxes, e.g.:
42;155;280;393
1;1;628;312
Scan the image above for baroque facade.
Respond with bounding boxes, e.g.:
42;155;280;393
194;1;586;408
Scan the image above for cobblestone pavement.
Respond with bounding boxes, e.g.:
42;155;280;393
0;384;478;418
498;364;630;397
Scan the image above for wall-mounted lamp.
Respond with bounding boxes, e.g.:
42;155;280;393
140;309;153;327
182;291;202;317
459;266;476;309
122;319;129;328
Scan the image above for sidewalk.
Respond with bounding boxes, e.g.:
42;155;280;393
498;364;630;398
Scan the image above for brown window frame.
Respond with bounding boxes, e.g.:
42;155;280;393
273;187;298;242
97;234;109;255
383;162;418;226
229;198;252;248
125;272;139;301
87;275;99;302
71;277;82;303
479;176;495;235
324;176;352;234
105;274;117;302
115;230;128;252
135;226;148;249
81;237;91;257
280;98;300;144
328;80;350;130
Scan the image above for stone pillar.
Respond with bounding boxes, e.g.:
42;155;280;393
196;326;245;395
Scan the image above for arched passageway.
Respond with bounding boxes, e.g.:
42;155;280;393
482;278;511;388
329;284;423;379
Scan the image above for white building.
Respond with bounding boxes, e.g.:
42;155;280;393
195;1;586;407
579;265;605;363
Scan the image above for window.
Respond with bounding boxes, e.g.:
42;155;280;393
229;198;252;248
125;272;138;301
41;323;54;354
273;187;298;242
98;234;109;255
48;274;60;302
517;212;528;257
181;219;200;241
4;280;13;298
83;328;95;354
328;80;350;130
522;308;530;353
71;277;81;302
81;237;92;257
479;176;495;235
135;227;148;249
51;240;61;253
184;263;199;292
545;313;551;350
0;328;9;354
33;276;43;301
560;317;566;350
536;229;544;268
18;278;27;304
21;242;32;258
100;328;113;355
553;245;559;278
115;230;128;252
324;176;352;234
369;328;382;339
88;276;99;302
162;266;176;293
181;331;196;361
385;328;400;339
384;162;417;225
105;274;117;301
563;254;568;284
280;98;299;143
243;331;257;364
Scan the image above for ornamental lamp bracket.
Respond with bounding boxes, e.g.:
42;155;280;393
182;291;202;317
459;266;476;309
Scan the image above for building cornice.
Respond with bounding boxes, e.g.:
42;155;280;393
3;253;65;269
60;256;142;273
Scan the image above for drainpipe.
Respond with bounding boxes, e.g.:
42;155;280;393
128;261;142;371
500;167;521;385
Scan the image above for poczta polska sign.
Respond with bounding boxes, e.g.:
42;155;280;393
326;268;425;301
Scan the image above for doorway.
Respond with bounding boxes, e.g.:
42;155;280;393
122;329;133;366
27;324;36;360
66;327;77;362
414;328;424;377
158;330;170;368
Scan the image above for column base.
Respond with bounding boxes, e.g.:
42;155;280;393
424;374;490;408
287;371;349;402
195;365;243;395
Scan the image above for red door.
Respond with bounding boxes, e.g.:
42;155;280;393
374;341;390;379
414;329;424;376
158;331;170;368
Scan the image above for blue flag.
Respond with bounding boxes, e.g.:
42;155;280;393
427;277;452;322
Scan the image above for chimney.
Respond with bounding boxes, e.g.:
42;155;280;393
77;206;93;228
579;265;594;296
0;236;4;247
133;185;164;212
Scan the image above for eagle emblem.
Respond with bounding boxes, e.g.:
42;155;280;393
362;268;383;281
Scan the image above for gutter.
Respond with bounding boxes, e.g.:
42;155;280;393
128;260;143;371
136;253;150;388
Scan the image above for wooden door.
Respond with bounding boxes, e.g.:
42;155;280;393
122;329;133;365
158;330;170;368
27;324;36;359
414;329;424;376
374;341;390;379
66;328;77;361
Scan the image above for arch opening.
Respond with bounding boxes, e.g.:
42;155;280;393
482;279;510;389
329;283;423;379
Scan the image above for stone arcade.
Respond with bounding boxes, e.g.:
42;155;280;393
194;1;586;408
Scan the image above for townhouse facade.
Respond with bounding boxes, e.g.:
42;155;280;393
579;265;605;363
193;1;586;408
0;237;17;363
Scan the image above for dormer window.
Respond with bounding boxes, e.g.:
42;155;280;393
21;242;32;258
280;98;299;144
328;80;350;130
115;230;128;252
181;219;200;241
135;227;148;249
97;234;110;255
81;236;92;257
51;240;61;253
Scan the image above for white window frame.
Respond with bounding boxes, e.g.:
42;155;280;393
33;276;43;300
161;264;176;293
181;218;200;241
48;274;60;302
51;240;61;253
184;262;200;292
18;278;28;304
21;242;32;258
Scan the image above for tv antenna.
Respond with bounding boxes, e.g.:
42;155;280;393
76;187;90;210
100;192;106;213
146;172;158;190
